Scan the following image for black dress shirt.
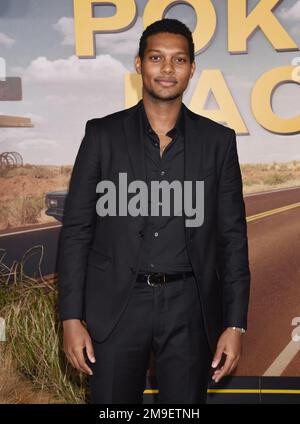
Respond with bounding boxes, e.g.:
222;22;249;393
137;100;193;274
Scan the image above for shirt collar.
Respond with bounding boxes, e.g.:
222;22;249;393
138;99;185;139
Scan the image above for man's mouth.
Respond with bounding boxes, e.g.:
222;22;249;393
155;79;177;87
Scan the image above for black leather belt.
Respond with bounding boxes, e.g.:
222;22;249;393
136;271;194;286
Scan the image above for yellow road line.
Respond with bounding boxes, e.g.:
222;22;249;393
208;389;257;394
143;389;300;395
247;202;300;222
259;390;300;395
208;389;300;395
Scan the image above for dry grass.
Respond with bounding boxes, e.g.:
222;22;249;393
0;349;63;404
240;160;300;194
0;272;88;404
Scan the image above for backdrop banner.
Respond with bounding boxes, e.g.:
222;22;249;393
0;0;300;404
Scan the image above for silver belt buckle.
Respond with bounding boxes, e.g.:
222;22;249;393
146;273;166;287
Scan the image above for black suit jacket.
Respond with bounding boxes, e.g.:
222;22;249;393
57;99;251;353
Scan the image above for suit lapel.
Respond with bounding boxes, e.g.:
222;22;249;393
182;103;204;185
123;100;146;183
182;104;206;238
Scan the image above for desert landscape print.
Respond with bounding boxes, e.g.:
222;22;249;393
0;160;300;231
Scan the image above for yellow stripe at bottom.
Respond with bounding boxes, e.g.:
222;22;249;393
143;389;300;395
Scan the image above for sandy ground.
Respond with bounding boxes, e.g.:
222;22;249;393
0;352;63;404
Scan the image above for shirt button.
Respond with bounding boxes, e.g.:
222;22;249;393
160;170;165;176
154;232;159;237
150;263;154;268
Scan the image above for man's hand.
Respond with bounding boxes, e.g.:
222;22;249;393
211;328;243;383
63;319;96;375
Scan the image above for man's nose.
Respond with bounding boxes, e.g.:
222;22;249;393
161;60;175;74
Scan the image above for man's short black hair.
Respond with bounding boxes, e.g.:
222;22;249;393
138;18;195;63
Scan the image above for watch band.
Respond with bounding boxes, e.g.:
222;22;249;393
229;326;246;334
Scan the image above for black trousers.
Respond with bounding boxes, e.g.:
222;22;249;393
87;272;213;404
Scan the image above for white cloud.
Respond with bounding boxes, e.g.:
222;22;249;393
45;94;78;104
0;32;15;47
53;15;142;57
94;18;142;57
279;0;300;21
0;129;59;161
53;17;75;46
11;54;128;83
16;138;59;150
22;112;47;124
2;52;131;164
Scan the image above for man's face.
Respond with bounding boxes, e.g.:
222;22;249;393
135;32;195;102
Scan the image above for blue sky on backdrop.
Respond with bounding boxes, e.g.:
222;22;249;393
0;0;299;165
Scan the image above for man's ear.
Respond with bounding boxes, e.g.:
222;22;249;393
190;62;196;79
135;56;142;74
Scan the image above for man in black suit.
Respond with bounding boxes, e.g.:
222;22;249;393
58;18;250;404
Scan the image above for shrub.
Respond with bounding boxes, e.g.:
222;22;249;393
0;277;88;404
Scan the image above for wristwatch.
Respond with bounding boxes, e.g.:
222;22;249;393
228;326;246;334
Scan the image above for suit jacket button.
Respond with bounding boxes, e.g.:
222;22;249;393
139;230;144;238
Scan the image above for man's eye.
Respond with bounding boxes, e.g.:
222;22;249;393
150;56;160;60
176;58;186;63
